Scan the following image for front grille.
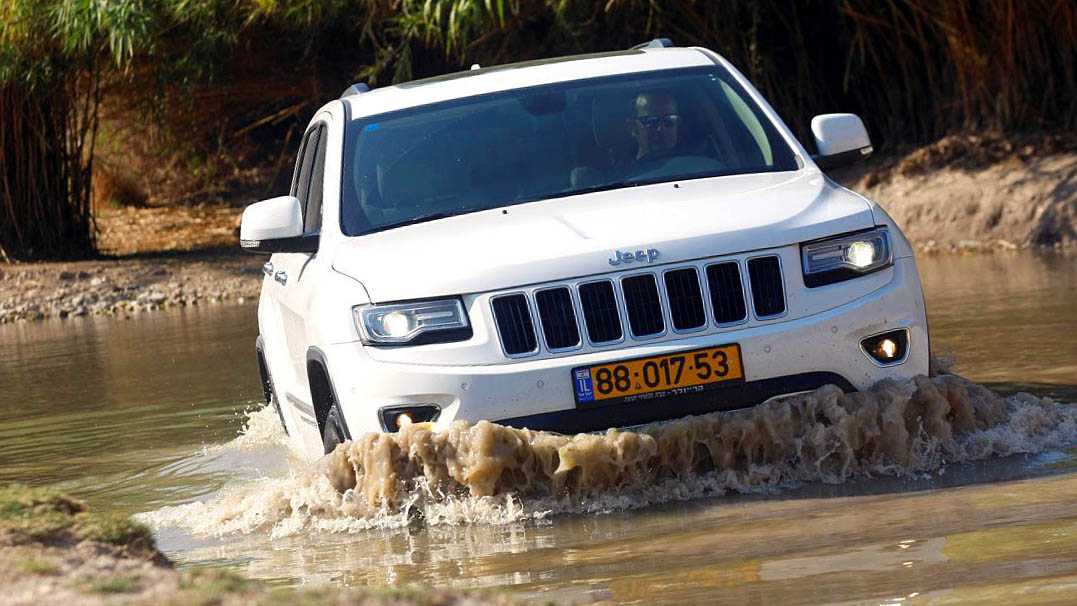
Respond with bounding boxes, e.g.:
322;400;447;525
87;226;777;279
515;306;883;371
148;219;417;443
747;256;786;317
705;262;747;323
621;274;664;337
578;281;622;343
664;268;706;330
534;287;580;349
490;253;783;356
491;294;537;355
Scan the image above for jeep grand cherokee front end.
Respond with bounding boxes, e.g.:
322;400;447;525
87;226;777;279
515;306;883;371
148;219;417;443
241;40;928;458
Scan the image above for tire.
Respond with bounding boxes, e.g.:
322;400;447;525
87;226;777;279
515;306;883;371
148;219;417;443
322;403;347;454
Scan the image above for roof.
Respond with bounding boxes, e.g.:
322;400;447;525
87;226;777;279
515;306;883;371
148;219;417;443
343;47;715;119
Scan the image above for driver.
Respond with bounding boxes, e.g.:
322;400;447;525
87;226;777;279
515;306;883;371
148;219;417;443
629;91;681;162
570;90;684;189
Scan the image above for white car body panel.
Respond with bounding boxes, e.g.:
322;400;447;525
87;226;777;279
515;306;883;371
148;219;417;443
245;46;930;460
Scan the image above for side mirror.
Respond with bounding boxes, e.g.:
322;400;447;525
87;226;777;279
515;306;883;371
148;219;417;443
811;113;873;169
239;196;318;254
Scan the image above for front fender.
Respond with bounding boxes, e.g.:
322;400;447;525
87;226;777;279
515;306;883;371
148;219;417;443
309;267;374;346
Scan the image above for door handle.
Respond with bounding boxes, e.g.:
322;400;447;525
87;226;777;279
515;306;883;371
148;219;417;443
263;261;274;276
274;270;288;285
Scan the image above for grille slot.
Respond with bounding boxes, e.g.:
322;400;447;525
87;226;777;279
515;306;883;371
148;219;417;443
621;274;665;337
705;262;748;324
663;268;706;330
534;288;580;350
492;294;537;355
747;256;786;317
578;281;623;343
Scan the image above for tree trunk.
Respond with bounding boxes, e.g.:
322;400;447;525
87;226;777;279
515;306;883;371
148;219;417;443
0;75;97;262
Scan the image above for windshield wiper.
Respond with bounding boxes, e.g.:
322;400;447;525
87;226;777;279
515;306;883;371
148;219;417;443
375;207;486;232
565;180;642;197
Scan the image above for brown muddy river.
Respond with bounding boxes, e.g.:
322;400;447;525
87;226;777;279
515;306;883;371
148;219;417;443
1;252;1075;604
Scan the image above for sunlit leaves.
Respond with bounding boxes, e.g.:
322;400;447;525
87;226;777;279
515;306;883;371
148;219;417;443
48;0;155;68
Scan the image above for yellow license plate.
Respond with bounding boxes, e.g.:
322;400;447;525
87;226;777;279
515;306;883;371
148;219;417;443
572;344;744;404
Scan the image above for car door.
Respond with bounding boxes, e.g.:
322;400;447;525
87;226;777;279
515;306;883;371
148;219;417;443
268;118;330;410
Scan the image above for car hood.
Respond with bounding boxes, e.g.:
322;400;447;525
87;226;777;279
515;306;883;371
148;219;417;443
332;169;874;302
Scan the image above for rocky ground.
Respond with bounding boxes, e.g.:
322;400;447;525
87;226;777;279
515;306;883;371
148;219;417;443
0;252;262;324
0;485;518;606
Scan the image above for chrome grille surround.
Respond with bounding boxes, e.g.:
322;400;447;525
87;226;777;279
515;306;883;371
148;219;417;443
576;279;625;345
620;272;666;339
745;254;788;319
490;293;540;357
489;251;787;358
662;266;708;334
533;286;583;352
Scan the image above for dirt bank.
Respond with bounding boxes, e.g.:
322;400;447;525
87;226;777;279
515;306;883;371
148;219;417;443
838;133;1077;252
0;485;516;606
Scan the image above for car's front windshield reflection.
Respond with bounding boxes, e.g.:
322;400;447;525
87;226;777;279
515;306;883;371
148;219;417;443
341;67;798;236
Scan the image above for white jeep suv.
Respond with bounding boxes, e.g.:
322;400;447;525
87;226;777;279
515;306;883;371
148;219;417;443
241;40;929;458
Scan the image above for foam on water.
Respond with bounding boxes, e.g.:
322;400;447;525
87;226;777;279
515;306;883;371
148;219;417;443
140;375;1077;538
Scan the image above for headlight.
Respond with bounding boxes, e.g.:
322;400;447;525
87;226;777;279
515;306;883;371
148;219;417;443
354;298;471;345
801;227;892;287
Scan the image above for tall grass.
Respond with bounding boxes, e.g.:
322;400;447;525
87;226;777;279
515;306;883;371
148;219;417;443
842;0;1077;142
366;0;1076;145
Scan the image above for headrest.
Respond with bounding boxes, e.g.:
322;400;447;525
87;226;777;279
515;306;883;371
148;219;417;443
591;92;636;153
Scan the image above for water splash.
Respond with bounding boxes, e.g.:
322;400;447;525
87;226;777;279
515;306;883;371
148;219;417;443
141;375;1077;538
228;404;290;451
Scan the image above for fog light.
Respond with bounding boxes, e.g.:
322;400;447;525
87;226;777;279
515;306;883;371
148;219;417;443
861;330;909;365
379;405;440;432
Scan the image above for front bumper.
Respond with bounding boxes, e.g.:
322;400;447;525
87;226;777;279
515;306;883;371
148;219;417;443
327;257;928;436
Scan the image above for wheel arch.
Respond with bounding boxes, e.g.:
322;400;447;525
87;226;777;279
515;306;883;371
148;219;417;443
306;347;352;440
256;336;289;435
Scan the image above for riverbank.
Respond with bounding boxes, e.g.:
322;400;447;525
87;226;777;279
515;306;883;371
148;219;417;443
0;485;516;606
2;134;1074;324
0;252;262;324
835;133;1077;252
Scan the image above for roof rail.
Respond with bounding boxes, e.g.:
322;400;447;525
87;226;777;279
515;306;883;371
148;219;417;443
630;38;674;50
340;83;370;99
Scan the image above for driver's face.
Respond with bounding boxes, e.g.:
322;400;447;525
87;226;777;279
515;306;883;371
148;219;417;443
630;93;679;157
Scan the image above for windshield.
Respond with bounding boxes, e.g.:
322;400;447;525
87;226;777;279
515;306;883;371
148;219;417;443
341;66;798;235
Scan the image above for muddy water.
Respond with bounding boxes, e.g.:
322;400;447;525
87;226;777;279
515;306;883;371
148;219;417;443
1;252;1075;604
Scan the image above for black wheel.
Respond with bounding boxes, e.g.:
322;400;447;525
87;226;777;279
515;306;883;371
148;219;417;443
322;403;347;454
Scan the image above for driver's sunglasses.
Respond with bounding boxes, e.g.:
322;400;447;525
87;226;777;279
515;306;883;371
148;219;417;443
635;114;681;130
